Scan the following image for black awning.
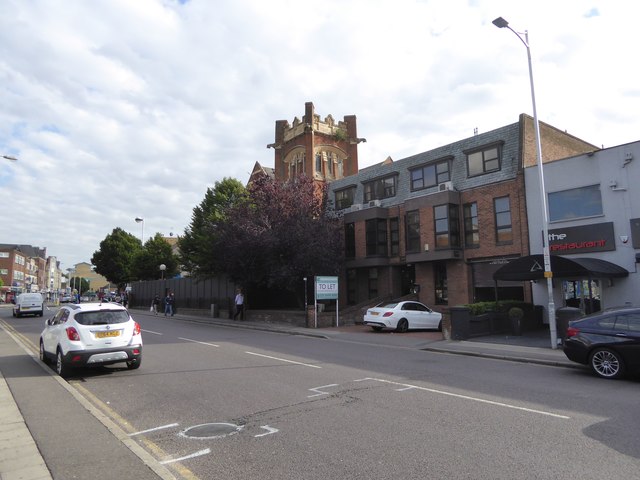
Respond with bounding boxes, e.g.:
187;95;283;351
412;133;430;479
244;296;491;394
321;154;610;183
493;255;629;282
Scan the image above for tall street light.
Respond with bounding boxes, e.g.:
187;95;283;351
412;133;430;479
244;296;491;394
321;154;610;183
493;16;558;349
2;155;18;162
135;217;145;244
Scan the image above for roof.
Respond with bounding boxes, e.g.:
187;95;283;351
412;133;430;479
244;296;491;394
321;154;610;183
493;255;629;281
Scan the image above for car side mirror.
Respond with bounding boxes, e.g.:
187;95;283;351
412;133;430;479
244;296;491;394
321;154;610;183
45;318;52;326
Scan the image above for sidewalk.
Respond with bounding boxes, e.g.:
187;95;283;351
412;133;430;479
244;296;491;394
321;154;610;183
0;310;578;480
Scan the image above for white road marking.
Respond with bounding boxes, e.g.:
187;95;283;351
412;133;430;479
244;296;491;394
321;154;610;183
255;425;279;437
245;351;321;368
128;423;179;436
354;377;570;419
179;337;220;347
160;448;211;465
142;329;163;335
308;384;339;397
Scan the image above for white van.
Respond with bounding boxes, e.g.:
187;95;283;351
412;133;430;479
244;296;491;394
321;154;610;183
13;293;45;318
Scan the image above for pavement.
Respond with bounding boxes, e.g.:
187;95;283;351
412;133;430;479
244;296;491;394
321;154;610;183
0;307;578;480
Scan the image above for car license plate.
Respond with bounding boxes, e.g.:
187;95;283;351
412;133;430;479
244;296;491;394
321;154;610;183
370;312;379;316
95;330;120;338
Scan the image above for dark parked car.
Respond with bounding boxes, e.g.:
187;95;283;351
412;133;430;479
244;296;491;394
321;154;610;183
563;306;640;379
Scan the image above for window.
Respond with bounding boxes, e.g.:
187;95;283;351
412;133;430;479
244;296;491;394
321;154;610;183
327;152;334;176
406;210;421;252
494;196;512;243
463;202;479;247
335;187;355;210
410;159;450;191
434;204;460;248
366;219;387;256
548;185;603;222
315;152;323;173
345;223;356;258
347;269;356;305
389;217;399;256
0;252;8;258
467;146;500;176
364;175;396;202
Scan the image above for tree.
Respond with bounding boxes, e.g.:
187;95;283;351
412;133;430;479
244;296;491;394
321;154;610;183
132;233;180;280
91;227;142;288
215;175;343;304
179;177;247;277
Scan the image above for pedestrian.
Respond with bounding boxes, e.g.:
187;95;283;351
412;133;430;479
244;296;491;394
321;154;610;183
170;293;176;316
151;294;160;315
164;293;173;316
233;289;244;320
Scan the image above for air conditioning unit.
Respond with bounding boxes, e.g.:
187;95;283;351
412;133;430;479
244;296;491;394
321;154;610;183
349;203;362;212
438;181;453;192
368;199;381;208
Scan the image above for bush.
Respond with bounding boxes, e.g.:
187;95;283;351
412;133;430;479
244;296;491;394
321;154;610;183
463;300;532;316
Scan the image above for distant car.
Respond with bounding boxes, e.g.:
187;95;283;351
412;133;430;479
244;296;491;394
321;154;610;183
12;293;45;318
39;302;143;377
563;306;640;379
364;301;442;332
60;295;73;303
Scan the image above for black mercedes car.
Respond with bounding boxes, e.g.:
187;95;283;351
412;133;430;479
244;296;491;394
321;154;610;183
563;306;640;379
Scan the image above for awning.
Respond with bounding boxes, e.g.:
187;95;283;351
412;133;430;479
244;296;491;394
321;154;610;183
493;255;629;282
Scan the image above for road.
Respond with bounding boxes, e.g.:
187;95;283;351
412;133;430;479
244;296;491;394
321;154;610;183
2;305;639;479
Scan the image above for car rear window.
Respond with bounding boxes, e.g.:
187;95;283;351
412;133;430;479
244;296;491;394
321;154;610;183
75;310;130;325
381;303;398;309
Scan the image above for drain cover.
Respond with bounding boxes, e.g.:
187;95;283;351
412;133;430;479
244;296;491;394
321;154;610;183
180;422;243;439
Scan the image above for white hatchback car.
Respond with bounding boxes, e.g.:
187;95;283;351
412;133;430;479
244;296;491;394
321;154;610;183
39;302;143;377
364;301;442;332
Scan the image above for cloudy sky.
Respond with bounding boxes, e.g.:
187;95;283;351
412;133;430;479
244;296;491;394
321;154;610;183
1;0;638;274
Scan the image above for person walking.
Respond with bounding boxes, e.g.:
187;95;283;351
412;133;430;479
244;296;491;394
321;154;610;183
151;294;160;315
164;293;173;316
233;289;244;320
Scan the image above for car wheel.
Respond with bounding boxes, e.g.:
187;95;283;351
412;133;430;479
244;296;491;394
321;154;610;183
396;319;409;333
56;349;69;378
126;357;142;370
39;340;49;365
371;326;383;332
589;348;625;379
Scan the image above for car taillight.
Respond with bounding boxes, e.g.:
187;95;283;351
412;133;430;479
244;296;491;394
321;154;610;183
66;327;80;341
133;322;141;336
383;312;394;317
566;326;580;338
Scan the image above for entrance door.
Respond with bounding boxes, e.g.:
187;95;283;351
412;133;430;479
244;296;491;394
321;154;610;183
400;265;415;296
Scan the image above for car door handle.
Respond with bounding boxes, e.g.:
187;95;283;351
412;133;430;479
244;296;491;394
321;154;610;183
615;333;628;337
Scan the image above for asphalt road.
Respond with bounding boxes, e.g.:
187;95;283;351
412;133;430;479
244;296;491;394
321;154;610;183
2;306;639;479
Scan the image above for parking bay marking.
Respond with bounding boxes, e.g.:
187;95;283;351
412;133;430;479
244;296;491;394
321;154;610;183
354;377;570;419
308;384;339;398
179;337;220;347
129;423;180;436
160;448;211;465
245;351;321;369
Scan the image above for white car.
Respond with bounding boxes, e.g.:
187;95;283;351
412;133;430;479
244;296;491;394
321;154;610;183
39;302;143;377
13;292;45;317
364;301;442;332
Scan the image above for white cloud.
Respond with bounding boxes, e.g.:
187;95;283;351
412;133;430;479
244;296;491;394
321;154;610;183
1;0;639;272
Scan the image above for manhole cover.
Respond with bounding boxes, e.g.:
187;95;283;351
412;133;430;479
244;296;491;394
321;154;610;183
180;422;243;439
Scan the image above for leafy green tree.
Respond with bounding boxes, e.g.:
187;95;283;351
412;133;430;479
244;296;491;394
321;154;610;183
132;233;180;280
68;277;90;295
91;227;142;288
179;177;247;277
215;174;343;300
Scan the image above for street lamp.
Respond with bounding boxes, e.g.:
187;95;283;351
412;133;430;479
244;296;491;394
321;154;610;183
2;155;18;162
493;16;558;349
303;277;308;319
135;217;144;244
159;264;166;280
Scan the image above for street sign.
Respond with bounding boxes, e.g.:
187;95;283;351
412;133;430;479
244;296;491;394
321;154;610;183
315;276;338;300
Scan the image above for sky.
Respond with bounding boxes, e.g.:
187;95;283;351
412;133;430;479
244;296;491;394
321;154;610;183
1;0;639;274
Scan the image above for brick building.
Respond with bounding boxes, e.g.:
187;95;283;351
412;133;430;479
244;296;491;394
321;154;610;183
326;114;597;313
0;244;47;298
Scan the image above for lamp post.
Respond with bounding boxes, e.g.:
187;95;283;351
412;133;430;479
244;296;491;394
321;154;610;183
303;277;308;320
159;264;166;280
135;217;144;244
493;16;558;349
2;155;18;162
